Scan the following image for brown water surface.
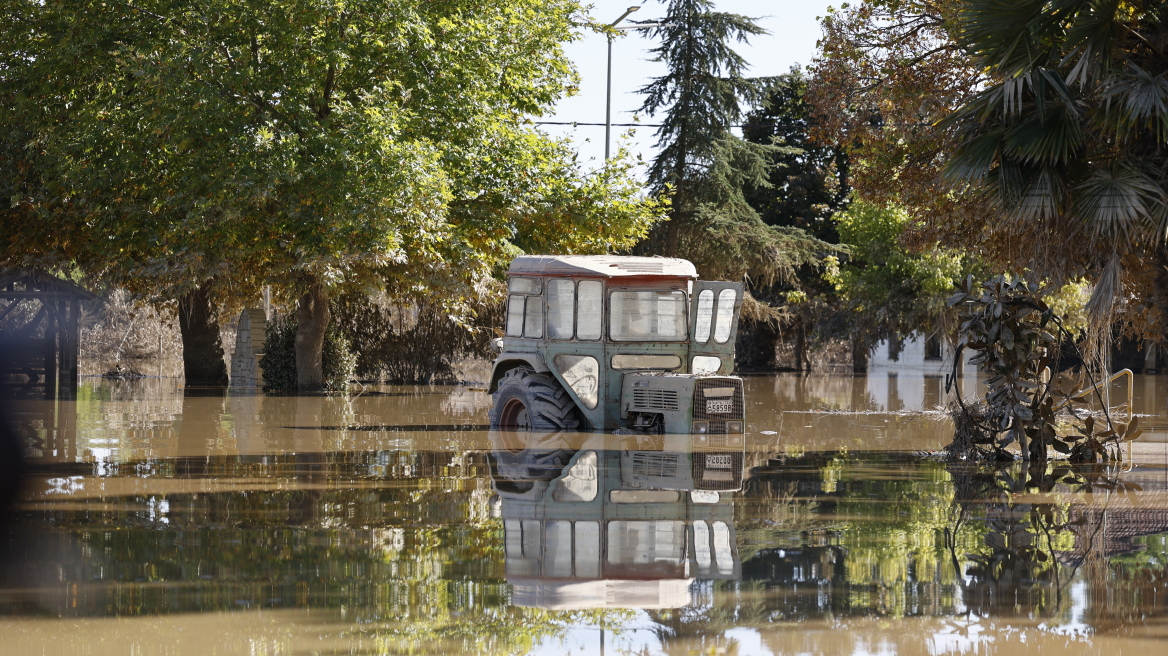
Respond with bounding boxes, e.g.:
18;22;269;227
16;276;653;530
1;374;1166;655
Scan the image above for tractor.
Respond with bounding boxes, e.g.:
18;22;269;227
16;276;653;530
487;255;744;434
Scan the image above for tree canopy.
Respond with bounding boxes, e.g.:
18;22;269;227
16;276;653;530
635;0;829;286
1;0;665;386
1;0;662;299
808;0;1168;348
743;68;850;244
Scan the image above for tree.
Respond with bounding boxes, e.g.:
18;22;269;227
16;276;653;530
1;0;663;389
635;0;828;285
734;68;853;371
823;200;969;369
942;0;1168;355
743;68;851;244
808;0;1168;354
807;1;981;239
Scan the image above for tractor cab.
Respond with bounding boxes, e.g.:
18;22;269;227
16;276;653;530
487;255;745;432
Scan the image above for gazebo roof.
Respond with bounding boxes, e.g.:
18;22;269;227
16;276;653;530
0;269;96;300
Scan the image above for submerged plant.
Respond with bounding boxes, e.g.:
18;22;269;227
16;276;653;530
947;276;1142;462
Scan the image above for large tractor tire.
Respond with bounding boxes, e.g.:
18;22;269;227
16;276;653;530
489;366;581;431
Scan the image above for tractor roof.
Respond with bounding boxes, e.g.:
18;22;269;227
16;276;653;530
508;255;698;279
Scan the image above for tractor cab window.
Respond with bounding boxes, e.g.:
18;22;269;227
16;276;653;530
610;290;688;341
546;279;574;340
546;279;603;341
506;277;543;338
576;281;603;340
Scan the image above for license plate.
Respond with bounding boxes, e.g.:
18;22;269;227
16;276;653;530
706;399;733;414
706;454;732;469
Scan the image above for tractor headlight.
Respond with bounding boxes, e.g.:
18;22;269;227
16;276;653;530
693;421;709;434
726;420;743;433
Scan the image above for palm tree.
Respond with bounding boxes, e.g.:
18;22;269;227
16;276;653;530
942;0;1168;351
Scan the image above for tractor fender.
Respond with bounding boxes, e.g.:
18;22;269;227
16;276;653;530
488;353;549;393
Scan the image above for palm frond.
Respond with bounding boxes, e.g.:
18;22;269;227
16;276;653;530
1072;161;1166;242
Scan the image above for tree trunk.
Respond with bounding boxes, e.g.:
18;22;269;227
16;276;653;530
295;276;330;392
793;319;807;374
664;219;680;258
178;280;228;387
1155;244;1168;353
851;338;869;373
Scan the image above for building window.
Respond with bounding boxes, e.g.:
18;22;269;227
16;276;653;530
924;332;942;361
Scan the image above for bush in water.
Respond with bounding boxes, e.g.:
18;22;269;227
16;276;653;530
261;319;356;393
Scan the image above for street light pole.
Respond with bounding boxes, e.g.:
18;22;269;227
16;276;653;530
605;6;640;162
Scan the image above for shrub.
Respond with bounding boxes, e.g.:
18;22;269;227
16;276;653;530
330;291;502;384
948;276;1143;462
260;318;355;393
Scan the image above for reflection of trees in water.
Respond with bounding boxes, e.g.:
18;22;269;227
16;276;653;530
945;462;1167;625
647;580;769;656
947;465;1068;618
6;447;636;655
729;453;1168;636
12;439;1168;649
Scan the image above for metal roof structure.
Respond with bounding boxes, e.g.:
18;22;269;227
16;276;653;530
508;255;698;279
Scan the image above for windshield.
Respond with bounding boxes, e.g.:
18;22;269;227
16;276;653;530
609;290;688;341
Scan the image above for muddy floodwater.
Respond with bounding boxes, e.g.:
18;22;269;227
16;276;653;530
1;374;1167;655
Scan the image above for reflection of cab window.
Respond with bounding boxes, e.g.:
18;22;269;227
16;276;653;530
506;277;543;338
505;519;599;579
610;291;687;341
606;520;685;564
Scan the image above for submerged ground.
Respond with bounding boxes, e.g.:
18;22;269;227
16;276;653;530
1;374;1166;655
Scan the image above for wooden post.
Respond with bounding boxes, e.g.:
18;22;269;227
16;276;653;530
43;299;57;400
59;298;80;399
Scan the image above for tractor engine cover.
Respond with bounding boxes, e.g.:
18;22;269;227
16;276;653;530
620;373;745;435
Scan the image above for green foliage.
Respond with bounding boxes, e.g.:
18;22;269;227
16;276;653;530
942;0;1168;332
948;276;1144;461
0;0;663;308
634;0;830;285
260;322;299;395
330;292;503;384
261;318;355;393
823;200;968;357
743;67;851;243
321;328;358;392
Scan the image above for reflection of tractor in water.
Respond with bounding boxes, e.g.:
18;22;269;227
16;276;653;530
488;255;745;433
489;430;743;610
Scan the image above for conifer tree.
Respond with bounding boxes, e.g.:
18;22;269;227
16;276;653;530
637;0;827;284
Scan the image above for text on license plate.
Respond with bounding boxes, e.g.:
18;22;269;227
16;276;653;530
706;399;733;414
706;454;732;469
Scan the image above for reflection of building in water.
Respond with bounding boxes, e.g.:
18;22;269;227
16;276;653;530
490;432;743;609
866;332;979;411
869;331;975;375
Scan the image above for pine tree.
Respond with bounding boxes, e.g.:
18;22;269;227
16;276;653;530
743;68;850;244
637;0;827;285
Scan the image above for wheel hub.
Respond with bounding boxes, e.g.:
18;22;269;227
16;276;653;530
498;398;531;430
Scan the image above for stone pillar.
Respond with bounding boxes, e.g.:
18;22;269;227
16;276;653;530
229;309;268;390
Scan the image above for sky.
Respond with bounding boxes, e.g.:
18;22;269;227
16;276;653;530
541;0;840;174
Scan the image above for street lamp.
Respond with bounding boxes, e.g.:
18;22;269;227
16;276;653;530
605;6;668;162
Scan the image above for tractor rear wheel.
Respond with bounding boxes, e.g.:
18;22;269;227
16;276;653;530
489;366;580;430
